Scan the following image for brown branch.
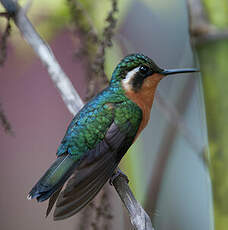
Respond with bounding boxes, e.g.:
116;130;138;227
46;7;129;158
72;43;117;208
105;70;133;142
67;0;99;57
66;0;101;101
89;0;118;99
93;0;118;81
0;11;13;133
0;14;11;66
0;102;13;135
0;12;10;17
77;185;114;230
91;185;113;230
187;0;228;44
192;28;228;45
67;0;118;100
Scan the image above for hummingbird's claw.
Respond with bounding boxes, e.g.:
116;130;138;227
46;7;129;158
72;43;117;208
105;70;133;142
109;168;129;185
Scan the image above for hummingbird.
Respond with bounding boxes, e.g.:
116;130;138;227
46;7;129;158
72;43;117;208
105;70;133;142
28;53;198;220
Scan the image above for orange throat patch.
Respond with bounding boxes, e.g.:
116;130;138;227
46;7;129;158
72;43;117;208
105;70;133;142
123;73;163;139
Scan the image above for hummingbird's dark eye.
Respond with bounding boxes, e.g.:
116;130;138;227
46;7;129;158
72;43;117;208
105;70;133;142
139;65;149;75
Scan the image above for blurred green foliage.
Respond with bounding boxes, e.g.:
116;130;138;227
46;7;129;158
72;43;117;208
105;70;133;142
198;40;228;230
198;0;228;226
203;0;228;28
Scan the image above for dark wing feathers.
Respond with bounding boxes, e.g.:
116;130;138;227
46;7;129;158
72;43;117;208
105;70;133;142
46;186;63;217
79;122;126;168
51;122;134;220
54;152;117;220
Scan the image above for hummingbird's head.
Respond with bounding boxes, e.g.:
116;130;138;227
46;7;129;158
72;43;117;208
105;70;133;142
110;53;198;117
110;53;198;93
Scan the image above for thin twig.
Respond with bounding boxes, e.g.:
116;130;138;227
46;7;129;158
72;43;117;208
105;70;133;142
0;0;154;229
187;0;228;44
0;15;11;66
0;102;13;135
0;11;13;133
0;12;10;17
192;28;228;45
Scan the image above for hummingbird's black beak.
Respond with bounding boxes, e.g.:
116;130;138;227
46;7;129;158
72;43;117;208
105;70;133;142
161;68;199;76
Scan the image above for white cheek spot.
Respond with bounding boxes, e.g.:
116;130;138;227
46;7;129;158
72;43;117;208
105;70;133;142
122;67;140;91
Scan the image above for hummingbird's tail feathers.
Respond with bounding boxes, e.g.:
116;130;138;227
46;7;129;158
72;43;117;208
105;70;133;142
28;155;78;203
53;151;118;220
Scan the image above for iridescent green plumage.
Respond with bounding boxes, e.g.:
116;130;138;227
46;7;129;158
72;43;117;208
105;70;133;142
57;87;141;159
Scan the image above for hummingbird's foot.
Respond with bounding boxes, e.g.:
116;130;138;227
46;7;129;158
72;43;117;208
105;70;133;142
109;168;129;185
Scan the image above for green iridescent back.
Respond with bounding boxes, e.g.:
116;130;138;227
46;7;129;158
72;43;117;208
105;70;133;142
57;87;142;159
56;53;162;160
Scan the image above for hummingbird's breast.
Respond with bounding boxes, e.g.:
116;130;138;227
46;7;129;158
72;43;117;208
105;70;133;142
123;73;163;138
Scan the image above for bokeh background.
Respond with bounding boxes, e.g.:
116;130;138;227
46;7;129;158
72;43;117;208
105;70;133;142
0;0;227;229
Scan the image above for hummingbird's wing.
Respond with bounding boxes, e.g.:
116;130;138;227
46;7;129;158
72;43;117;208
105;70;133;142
52;120;136;220
28;92;142;219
